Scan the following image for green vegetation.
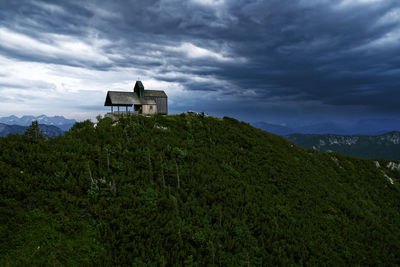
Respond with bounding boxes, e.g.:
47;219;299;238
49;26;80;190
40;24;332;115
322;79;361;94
1;114;400;265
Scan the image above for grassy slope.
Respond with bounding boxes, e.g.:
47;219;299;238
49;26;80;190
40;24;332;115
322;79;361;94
0;114;399;266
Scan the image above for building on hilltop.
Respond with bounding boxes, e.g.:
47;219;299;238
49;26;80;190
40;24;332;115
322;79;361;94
104;81;168;115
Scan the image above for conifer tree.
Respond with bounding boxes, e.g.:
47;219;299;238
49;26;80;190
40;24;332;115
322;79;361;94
24;120;44;142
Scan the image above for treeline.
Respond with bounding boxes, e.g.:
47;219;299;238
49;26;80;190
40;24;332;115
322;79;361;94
1;114;400;265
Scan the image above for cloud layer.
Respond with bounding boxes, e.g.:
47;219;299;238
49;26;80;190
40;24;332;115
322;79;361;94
0;0;399;123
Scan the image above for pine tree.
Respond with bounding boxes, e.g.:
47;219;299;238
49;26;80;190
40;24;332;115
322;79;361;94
24;121;45;142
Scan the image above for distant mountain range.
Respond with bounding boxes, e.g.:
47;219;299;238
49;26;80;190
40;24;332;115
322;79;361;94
0;123;27;137
0;115;76;131
0;123;65;137
0;115;76;137
286;132;400;160
253;118;400;135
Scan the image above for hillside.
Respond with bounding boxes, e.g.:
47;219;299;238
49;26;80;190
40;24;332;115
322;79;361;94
1;114;400;265
287;132;400;160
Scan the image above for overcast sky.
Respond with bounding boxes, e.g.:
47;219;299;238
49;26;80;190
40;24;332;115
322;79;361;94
0;0;399;124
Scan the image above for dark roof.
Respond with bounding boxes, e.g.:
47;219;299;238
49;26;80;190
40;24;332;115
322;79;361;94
135;81;144;89
144;90;167;98
104;81;167;106
104;91;156;106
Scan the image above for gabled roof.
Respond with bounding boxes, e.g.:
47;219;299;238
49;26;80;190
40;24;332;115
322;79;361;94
104;91;156;106
144;90;167;98
104;81;167;106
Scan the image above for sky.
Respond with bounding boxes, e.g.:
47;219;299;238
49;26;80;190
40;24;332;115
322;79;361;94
0;0;399;125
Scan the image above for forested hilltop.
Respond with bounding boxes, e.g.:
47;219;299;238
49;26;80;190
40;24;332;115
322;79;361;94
1;114;400;266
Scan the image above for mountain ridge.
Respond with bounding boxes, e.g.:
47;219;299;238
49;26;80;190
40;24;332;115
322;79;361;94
0;122;64;137
286;131;400;160
0;115;76;131
253;119;400;135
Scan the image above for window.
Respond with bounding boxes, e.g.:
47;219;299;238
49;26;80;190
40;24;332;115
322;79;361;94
150;105;153;110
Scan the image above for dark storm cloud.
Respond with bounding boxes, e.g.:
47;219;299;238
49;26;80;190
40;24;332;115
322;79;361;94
1;0;399;121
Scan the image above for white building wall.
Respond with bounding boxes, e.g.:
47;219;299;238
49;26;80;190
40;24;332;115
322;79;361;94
142;104;157;115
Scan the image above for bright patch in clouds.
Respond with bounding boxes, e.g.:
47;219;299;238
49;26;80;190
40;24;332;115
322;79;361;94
0;27;111;65
168;42;240;62
191;0;225;6
0;52;206;120
30;0;66;14
376;8;400;26
356;29;400;50
337;0;384;8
